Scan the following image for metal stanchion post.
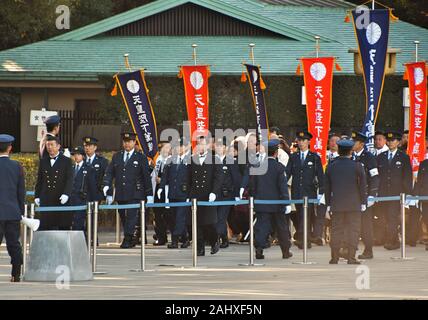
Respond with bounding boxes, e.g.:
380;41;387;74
92;201;107;274
86;202;92;260
294;197;316;265
239;197;264;266
29;203;35;245
22;204;28;276
130;201;154;272
192;199;198;268
392;194;415;261
116;209;120;244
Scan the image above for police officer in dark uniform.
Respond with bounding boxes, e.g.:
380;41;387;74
82;136;109;202
377;131;413;250
351;132;380;259
249;139;293;260
103;132;153;248
159;138;192;249
189;136;224;256
214;138;242;248
285;131;324;249
70;146;97;232
325;139;367;264
35;135;74;230
414;156;428;251
0;134;24;282
39;115;61;159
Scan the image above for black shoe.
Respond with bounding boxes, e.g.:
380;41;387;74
295;240;311;250
425;244;428;251
255;248;264;259
220;237;229;249
358;250;374;259
384;243;400;250
153;240;167;246
281;247;293;259
347;257;361;265
120;235;135;249
181;240;191;249
348;249;361;264
197;248;205;256
310;237;324;246
167;241;179;249
330;249;339;264
11;265;21;282
211;242;220;255
329;258;339;264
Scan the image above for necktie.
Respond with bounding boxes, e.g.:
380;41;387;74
124;152;130;165
388;152;393;163
300;152;305;165
74;165;80;177
87;158;91;165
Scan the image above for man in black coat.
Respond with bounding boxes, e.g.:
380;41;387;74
377;131;413;250
285;131;325;249
70;146;97;232
103;132;153;248
0;134;25;282
249;139;292;260
351;132;380;259
35;135;73;230
189;136;224;256
325;139;367;264
83;136;109;202
39;115;61;159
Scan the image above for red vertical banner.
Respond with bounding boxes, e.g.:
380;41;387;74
180;65;210;148
300;57;335;168
405;61;427;174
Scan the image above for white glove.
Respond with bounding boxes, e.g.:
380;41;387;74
63;148;71;158
284;205;292;214
59;194;69;205
209;193;216;202
325;206;331;219
103;186;109;197
157;188;163;200
367;196;375;208
106;196;113;205
361;204;367;212
239;188;245;199
318;194;325;205
415;200;419;208
186;198;190;202
235;197;240;204
34;198;40;206
146;196;154;204
165;198;170;209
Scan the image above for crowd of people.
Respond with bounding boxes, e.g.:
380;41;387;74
1;114;428;282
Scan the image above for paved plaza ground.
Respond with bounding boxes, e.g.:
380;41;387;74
1;232;427;300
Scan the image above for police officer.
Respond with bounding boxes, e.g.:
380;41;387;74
39;115;61;159
249;139;293;260
159;138;192;249
103;132;153;248
325;139;367;264
414;156;428;251
214;138;242;249
35;135;73;230
82;136;109;202
377;131;413;250
189;136;223;256
0;134;24;282
70;146;97;232
351;132;380;259
285;131;324;249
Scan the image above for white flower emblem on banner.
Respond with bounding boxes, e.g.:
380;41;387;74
252;70;258;83
414;67;424;86
366;22;382;45
310;62;327;81
190;71;204;90
126;80;140;94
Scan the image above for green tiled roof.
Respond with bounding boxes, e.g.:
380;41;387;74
0;0;426;81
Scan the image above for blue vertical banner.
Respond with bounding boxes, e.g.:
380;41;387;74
351;9;390;152
114;70;159;160
243;64;269;142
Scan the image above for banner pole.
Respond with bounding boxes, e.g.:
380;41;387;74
124;53;132;72
192;44;198;66
86;202;92;260
249;43;255;65
414;41;419;62
315;36;320;58
372;0;375;10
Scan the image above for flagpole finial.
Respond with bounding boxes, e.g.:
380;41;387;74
249;43;256;65
191;44;198;66
123;53;132;72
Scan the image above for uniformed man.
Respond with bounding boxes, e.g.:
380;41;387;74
70;146;97;232
327;132;340;162
102;132;153;249
35;135;73;230
249;139;293;260
325;138;367;264
214;138;242;249
82;136;109;202
374;130;389;156
351;132;380;259
189;136;224;256
414;156;428;251
159;138;192;249
377;131;413;250
151;141;172;246
285;131;324;249
39;115;61;159
0;134;24;282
